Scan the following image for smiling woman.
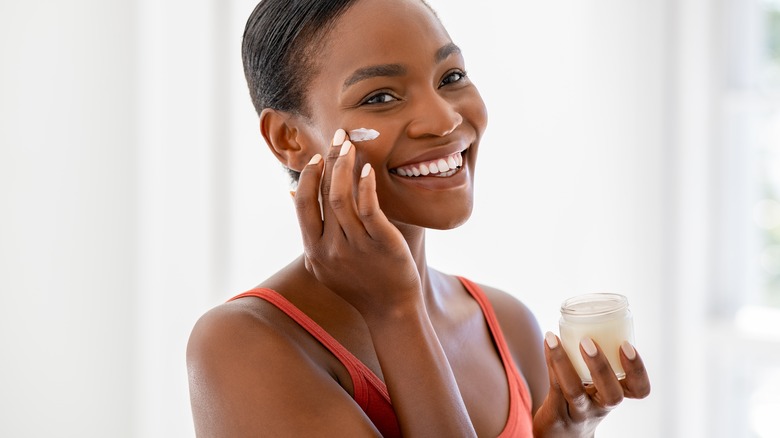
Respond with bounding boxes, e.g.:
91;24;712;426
185;0;650;436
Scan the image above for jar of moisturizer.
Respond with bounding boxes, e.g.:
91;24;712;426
559;293;635;384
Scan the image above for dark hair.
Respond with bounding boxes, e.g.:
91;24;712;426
242;0;358;117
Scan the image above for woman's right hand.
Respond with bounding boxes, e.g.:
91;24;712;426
293;129;422;319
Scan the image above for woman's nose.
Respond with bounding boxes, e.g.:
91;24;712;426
406;91;463;138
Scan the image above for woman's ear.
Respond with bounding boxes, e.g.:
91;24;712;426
259;108;321;173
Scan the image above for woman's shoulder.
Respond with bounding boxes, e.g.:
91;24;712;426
187;276;337;366
464;280;540;338
186;292;380;436
186;295;302;372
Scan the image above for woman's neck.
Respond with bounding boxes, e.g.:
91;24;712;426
395;224;447;316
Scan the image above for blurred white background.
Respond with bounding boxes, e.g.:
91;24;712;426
2;0;780;436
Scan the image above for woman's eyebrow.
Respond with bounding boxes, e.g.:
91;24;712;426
343;64;407;90
341;43;461;90
435;43;461;63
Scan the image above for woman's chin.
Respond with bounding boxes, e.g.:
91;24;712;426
392;205;474;231
427;214;472;231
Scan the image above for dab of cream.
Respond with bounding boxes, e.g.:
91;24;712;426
348;128;380;142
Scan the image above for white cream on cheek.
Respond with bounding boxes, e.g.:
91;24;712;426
348;128;380;142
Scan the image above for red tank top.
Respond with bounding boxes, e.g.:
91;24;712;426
229;276;534;437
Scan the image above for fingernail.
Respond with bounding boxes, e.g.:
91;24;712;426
581;338;598;357
332;129;346;146
621;341;637;360
361;163;371;178
545;331;558;349
339;140;352;157
308;154;322;165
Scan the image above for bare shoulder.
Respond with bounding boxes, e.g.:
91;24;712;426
186;298;380;437
187;299;294;378
474;283;541;350
185;299;311;433
187;299;293;381
473;282;549;414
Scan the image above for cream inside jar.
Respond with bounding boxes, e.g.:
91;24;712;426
558;293;635;384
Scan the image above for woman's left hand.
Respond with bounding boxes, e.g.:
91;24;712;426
532;333;651;437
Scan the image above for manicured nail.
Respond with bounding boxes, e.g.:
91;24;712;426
621;341;637;360
581;338;598;357
545;331;559;349
360;163;372;178
339;140;352;157
332;128;346;146
308;154;322;165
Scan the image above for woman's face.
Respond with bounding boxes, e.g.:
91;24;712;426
304;0;488;230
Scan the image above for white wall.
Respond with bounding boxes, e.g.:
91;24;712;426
0;0;699;436
0;1;137;436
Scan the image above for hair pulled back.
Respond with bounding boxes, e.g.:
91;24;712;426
242;0;358;118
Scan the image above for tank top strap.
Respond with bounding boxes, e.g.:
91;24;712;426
456;276;534;436
228;288;391;407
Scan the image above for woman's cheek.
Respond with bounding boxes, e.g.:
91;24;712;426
463;89;488;136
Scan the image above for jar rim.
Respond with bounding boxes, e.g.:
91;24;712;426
560;293;629;316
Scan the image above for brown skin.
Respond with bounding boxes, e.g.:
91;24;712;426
186;0;650;436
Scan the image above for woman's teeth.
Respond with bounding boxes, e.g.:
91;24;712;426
393;151;464;177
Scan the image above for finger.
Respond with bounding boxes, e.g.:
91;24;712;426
619;341;651;399
356;163;394;240
544;332;590;418
293;154;325;243
579;338;624;410
320;129;347;234
542;333;572;419
543;332;562;389
328;140;365;239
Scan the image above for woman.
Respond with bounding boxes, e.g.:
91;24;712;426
187;0;651;436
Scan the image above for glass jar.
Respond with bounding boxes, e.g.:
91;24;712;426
559;293;635;384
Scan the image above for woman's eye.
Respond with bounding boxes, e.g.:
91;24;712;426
440;70;466;87
363;92;397;105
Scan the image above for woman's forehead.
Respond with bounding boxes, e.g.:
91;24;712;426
320;0;452;70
